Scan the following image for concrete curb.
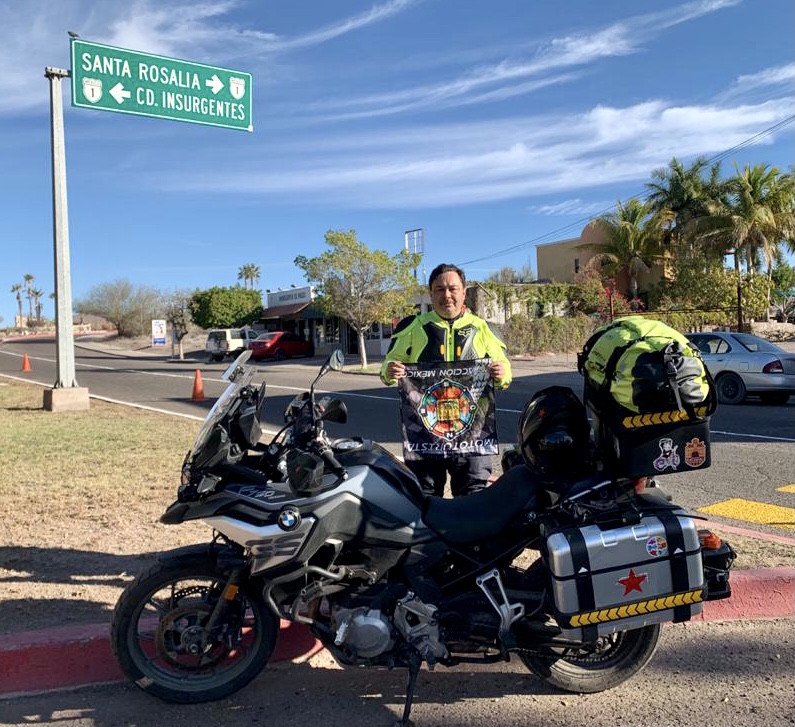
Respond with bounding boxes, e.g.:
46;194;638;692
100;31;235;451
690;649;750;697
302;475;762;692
1;568;791;700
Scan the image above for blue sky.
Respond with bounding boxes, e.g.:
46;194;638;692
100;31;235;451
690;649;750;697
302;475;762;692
1;0;793;326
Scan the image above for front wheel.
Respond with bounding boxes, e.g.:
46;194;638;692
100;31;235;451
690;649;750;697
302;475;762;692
110;557;278;703
520;624;661;693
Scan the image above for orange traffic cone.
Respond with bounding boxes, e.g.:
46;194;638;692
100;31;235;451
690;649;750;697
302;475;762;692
21;353;31;373
192;369;205;401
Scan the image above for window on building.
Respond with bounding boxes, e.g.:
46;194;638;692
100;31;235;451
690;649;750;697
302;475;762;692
574;258;580;274
324;319;340;343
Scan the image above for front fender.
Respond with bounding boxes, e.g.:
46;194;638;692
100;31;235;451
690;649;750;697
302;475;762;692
154;542;248;575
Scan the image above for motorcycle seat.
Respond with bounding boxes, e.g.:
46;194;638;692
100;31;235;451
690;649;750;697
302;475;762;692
423;464;539;545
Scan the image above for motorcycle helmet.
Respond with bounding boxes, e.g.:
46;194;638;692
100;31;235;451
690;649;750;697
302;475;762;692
518;386;592;485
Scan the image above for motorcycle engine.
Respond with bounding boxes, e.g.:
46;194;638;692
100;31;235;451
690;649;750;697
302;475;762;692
332;606;394;658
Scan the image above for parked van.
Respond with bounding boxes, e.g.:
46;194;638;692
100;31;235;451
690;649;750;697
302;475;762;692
205;328;259;362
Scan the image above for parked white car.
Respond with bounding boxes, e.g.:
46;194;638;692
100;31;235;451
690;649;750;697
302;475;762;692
205;328;260;362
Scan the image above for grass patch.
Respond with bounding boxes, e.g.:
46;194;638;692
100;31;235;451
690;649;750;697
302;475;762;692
0;380;205;557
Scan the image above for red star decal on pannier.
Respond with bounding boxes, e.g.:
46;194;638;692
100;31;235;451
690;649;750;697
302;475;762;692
618;568;647;595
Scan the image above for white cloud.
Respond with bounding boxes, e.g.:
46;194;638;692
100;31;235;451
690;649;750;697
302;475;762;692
161;96;793;208
528;199;613;216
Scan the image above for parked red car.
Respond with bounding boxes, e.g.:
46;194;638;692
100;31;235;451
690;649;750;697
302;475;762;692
248;331;314;360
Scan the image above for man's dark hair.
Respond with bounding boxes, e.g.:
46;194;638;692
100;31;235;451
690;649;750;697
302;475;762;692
428;263;466;289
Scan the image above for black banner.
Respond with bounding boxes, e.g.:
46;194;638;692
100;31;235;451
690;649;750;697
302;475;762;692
398;359;498;460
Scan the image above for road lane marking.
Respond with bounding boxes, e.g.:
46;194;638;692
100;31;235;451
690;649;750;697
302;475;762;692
778;484;795;493
698;498;794;531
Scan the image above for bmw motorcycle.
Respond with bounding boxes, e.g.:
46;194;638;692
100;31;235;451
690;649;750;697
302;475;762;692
111;351;735;726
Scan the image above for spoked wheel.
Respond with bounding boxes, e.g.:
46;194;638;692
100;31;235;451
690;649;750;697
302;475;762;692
111;558;278;703
520;624;662;693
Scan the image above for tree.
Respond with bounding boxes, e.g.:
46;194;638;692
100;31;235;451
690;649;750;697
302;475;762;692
237;263;261;290
9;284;23;326
75;279;162;337
646;156;726;249
190;286;262;329
295;229;421;368
31;289;44;324
583;198;665;303
692;163;795;326
23;274;35;323
164;290;194;360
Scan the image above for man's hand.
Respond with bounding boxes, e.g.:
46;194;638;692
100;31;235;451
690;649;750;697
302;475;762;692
489;361;507;381
386;361;407;379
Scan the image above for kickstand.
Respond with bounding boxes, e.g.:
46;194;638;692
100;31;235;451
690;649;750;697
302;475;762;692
394;651;421;727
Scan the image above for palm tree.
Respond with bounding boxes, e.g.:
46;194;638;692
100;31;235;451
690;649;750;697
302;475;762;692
645;156;727;253
32;289;44;323
237;263;261;290
10;284;23;325
692;163;795;327
23;274;35;322
584;198;665;303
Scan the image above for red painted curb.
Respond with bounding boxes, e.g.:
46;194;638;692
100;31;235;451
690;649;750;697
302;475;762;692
0;620;323;700
1;569;791;700
696;567;794;622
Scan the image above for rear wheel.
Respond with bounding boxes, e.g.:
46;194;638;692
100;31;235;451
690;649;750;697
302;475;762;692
716;372;746;404
520;624;662;693
274;349;286;361
111;557;278;703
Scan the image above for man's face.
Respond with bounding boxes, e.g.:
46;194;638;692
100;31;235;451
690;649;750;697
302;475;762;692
431;271;466;319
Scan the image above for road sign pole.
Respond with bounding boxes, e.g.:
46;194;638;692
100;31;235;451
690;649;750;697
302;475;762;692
44;66;89;410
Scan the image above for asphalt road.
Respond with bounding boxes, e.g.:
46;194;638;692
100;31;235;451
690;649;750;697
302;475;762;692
1;338;793;536
1;619;792;727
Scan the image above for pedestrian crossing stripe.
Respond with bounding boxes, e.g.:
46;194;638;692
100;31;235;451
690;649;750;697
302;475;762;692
621;406;709;429
698;498;795;531
568;589;703;626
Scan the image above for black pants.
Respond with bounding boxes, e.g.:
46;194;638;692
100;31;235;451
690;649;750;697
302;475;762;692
406;454;492;497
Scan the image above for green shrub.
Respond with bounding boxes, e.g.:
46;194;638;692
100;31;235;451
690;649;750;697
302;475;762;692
501;313;596;354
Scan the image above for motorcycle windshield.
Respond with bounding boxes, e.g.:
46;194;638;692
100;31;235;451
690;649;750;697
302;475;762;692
190;352;257;460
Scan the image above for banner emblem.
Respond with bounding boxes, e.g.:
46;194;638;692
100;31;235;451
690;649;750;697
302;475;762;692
419;380;476;440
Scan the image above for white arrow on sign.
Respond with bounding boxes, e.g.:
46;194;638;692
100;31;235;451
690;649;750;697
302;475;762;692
110;82;131;104
206;74;224;95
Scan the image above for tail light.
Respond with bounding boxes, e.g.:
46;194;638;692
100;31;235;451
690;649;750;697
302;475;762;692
762;359;783;374
698;529;723;550
633;477;648;493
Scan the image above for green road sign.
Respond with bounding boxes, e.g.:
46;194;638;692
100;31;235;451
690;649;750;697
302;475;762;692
70;39;252;131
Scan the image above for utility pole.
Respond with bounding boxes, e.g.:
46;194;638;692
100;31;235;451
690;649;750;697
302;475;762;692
43;66;89;411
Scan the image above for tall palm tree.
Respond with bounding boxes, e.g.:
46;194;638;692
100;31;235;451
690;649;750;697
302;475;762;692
32;289;44;322
584;198;665;302
23;274;35;322
237;263;261;290
693;163;795;326
10;284;23;325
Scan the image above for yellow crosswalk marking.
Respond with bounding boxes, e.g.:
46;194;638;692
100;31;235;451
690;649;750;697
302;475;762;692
699;498;795;531
778;484;795;494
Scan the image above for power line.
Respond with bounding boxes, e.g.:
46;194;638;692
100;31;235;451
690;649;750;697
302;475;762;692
460;114;795;268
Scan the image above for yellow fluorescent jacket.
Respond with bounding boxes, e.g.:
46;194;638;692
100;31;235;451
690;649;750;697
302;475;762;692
380;310;512;389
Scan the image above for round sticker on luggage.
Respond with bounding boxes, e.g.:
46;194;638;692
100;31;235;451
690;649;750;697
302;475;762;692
646;536;668;557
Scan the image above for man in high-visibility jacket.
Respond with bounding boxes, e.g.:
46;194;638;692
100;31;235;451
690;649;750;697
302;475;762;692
380;263;512;497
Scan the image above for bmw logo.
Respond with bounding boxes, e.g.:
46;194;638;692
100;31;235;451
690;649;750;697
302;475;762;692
277;508;301;531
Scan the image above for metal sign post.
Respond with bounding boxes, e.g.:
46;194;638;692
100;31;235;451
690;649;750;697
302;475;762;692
44;66;89;411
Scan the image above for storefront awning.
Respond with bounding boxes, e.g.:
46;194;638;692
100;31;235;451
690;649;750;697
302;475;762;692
260;302;310;320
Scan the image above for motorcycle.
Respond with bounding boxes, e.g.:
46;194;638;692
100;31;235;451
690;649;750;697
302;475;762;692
111;350;735;726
